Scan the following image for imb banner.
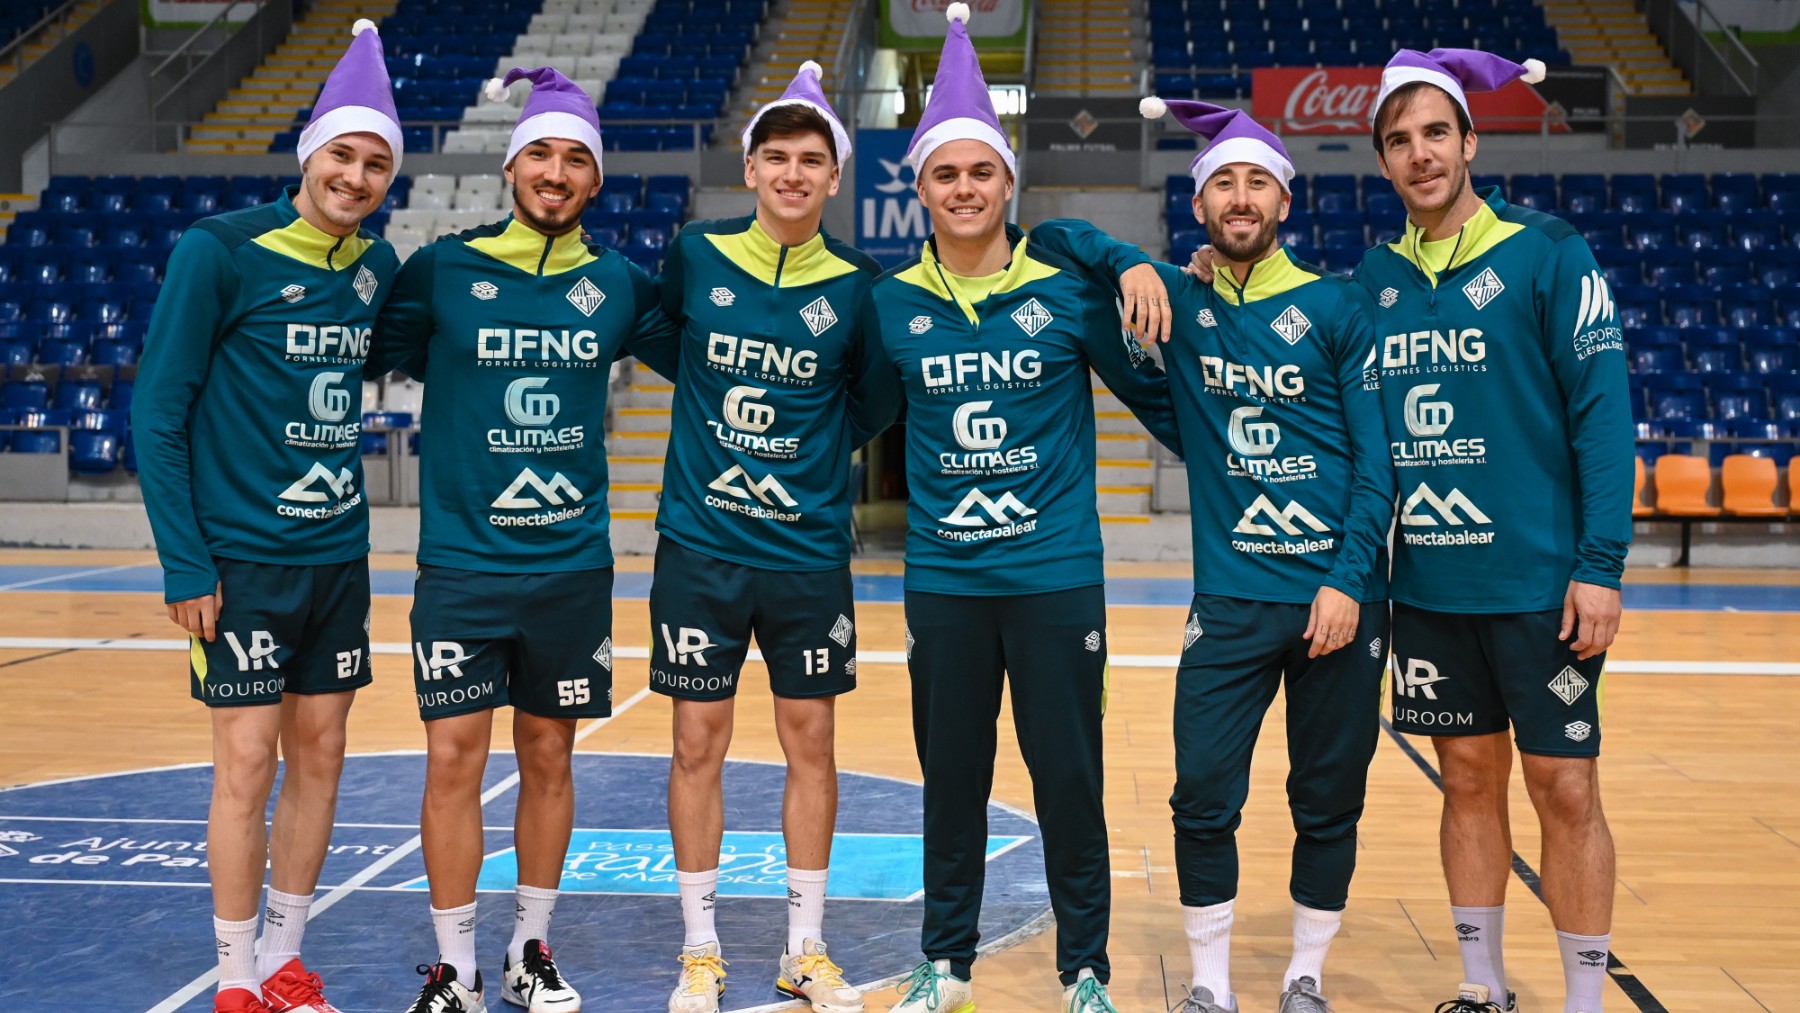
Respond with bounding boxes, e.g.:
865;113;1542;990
1252;66;1575;134
881;0;1029;50
854;128;929;269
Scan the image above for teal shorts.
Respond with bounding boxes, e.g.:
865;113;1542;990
409;564;615;720
189;557;372;707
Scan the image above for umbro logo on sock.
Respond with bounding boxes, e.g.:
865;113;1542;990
1578;949;1607;965
788;887;801;907
1454;923;1479;938
702;891;716;910
265;906;284;924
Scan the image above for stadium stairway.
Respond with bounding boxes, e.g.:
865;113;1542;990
1541;0;1689;96
606;361;671;525
188;0;402;154
1034;0;1144;97
726;0;842;124
0;0;106;89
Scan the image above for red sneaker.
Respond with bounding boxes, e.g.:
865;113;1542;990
214;987;275;1013
261;958;344;1013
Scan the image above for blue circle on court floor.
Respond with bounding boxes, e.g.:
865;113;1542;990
0;753;1049;1012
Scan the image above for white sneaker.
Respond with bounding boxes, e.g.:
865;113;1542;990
501;940;580;1011
405;963;486;1013
776;939;864;1013
890;960;973;1013
1435;982;1516;1013
1063;968;1120;1013
667;942;727;1013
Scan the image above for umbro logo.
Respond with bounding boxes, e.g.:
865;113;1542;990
1369;637;1383;658
1548;666;1590;705
1565;720;1593;742
1578;949;1607;965
1083;630;1101;653
353;265;378;305
1462;267;1505;310
709;287;736;307
800;296;838;336
1011;298;1054;336
909;315;934;334
1196;309;1217;328
1379;287;1399;309
566;276;605;316
1455;923;1479;938
1271;305;1311;345
280;284;306;303
471;281;499;300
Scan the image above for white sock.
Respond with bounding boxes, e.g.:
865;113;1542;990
676;868;720;947
1451;904;1508;1001
256;887;314;981
1183;898;1235;1000
214;913;260;995
1557;930;1610;1013
431;901;479;989
786;866;829;954
509;884;559;964
1284;903;1343;990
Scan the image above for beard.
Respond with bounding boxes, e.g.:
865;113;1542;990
1211;212;1280;264
514;189;585;235
1405;160;1468;216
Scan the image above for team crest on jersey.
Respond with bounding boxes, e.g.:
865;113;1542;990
353;266;378;306
909;315;934;334
566;277;606;317
800;296;838;336
1011;298;1054;336
1378;287;1399;309
471;281;499;300
1196;309;1217;328
593;637;613;672
904;626;915;659
1462;267;1505;310
709;287;736;307
280;284;306;304
1270;305;1311;345
1184;613;1203;649
829;614;854;647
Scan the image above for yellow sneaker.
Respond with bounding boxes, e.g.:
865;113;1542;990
776;939;864;1013
667;942;726;1013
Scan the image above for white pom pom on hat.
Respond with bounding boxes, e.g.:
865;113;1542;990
352;17;376;35
946;2;970;24
484;77;510;103
1521;58;1547;84
1139;95;1167;119
800;59;822;77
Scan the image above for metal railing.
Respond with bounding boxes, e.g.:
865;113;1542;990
1642;0;1759;96
0;0;86;79
149;0;270;111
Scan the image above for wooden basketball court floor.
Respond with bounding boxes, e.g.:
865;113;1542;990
2;548;1797;1013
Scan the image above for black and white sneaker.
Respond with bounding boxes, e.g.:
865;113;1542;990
1434;982;1516;1013
405;963;486;1013
502;940;581;1011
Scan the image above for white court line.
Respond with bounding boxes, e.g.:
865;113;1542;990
0;563;144;592
143;686;654;1013
5;636;1798;675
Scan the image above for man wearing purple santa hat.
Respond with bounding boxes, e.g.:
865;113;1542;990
1032;95;1394;1013
372;66;679;1013
133;17;403;1013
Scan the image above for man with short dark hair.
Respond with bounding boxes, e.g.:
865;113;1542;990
652;60;880;1013
373;67;678;1013
133;19;402;1013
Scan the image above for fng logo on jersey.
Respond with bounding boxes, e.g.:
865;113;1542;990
660;625;716;666
308;371;352;422
1403;383;1453;437
1400;483;1495;545
223;631;280;672
921;350;1042;390
1199;357;1304;400
505;377;561;427
1393;658;1447;699
285;324;371;360
1381;329;1487;373
723;385;775;433
492;469;583;509
477;329;602;364
707;333;818;382
414;641;469;680
1227;405;1280;456
953;401;1007;450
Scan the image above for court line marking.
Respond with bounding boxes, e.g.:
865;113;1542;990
142;686;655;1013
1380;719;1669;1013
0;562;142;591
2;637;1797;675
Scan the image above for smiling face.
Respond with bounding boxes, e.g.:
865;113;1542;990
745;128;840;234
505;137;601;235
1374;83;1478;220
295;133;394;236
1195;162;1290;265
917;139;1014;246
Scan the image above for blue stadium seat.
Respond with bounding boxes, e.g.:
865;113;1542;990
68;430;119;473
10;429;60;454
36;339;87;367
1664;285;1716;328
1643;372;1706;421
1700;259;1749;288
1631;345;1684;374
0;340;30;368
1776;285;1800;328
1643;249;1692;287
1766;173;1800;213
1611;174;1658;213
1509;174;1557;210
1708;374;1768;421
1711;173;1760;214
1723;284;1773;328
52;379;103;409
1561;174;1607;214
108;378;133;413
1661;173;1709;214
89;340;138;368
1626;213;1675;250
1757;249;1800;288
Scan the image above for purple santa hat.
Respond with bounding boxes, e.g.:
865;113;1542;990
297;19;404;170
1375;48;1547;124
1140;97;1295;194
484;67;604;171
904;2;1015;175
741;59;853;161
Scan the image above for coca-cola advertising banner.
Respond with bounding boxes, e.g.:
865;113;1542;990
881;0;1030;49
1252;67;1605;134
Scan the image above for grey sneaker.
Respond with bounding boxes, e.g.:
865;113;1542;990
1278;976;1331;1012
1168;984;1236;1013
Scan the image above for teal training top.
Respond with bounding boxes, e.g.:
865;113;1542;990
858;224;1183;596
1031;220;1395;604
132;187;400;603
370;216;678;574
652;215;885;571
1353;188;1633;613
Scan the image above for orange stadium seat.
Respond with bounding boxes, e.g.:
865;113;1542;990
1632;456;1655;517
1652;454;1719;516
1721;455;1787;517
